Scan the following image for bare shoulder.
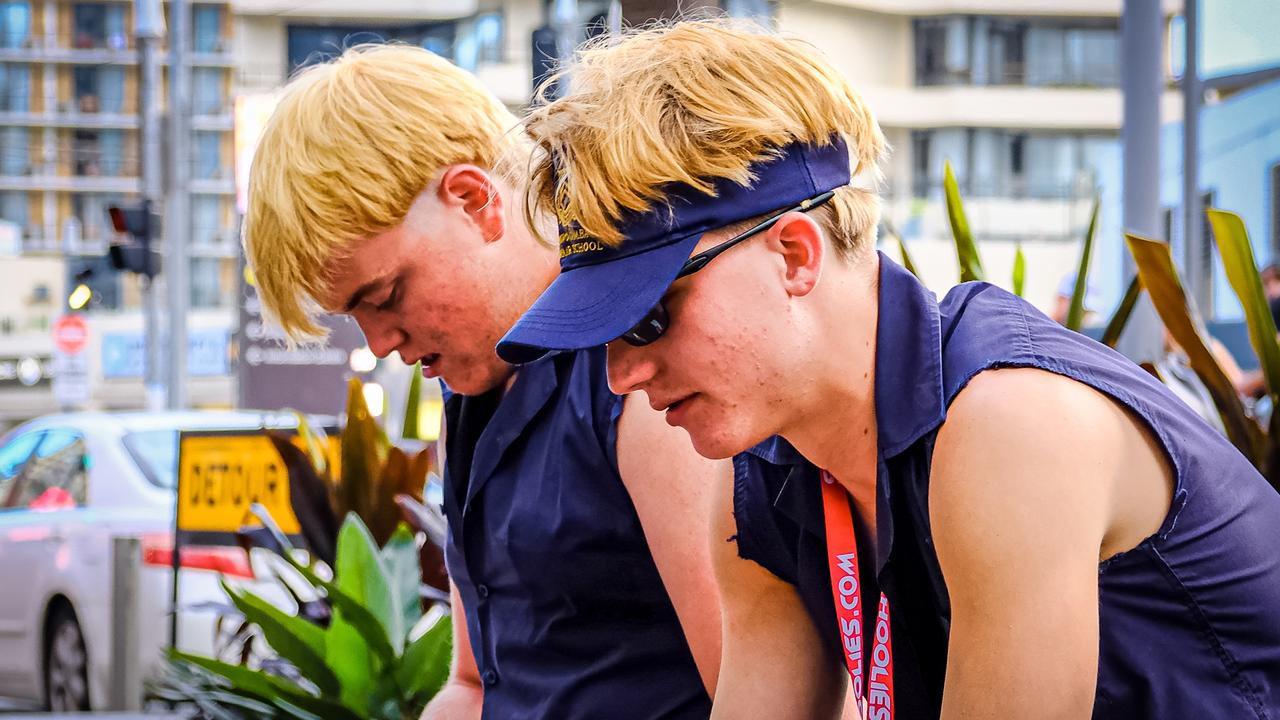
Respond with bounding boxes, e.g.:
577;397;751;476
928;368;1117;719
935;366;1131;471
931;366;1171;564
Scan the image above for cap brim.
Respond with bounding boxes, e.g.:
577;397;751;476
497;232;703;364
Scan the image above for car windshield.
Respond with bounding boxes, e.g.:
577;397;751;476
122;429;179;489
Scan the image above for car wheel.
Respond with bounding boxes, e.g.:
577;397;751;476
45;606;90;712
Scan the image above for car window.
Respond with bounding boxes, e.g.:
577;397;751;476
122;429;178;489
0;431;44;507
7;429;88;510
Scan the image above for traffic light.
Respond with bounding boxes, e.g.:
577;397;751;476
107;199;161;278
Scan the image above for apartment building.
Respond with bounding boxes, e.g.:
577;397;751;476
0;0;236;296
779;0;1184;314
0;0;237;424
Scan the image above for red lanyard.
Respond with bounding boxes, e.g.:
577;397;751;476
822;470;894;720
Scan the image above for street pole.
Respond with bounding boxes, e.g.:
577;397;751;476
108;537;141;711
1117;0;1166;362
166;0;190;409
1183;0;1207;313
135;0;165;410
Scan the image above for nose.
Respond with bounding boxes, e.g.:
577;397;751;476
355;313;406;359
606;340;659;395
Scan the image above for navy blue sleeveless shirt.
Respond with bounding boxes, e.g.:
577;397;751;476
442;347;711;719
734;253;1280;719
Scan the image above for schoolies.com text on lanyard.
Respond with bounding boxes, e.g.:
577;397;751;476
822;470;894;720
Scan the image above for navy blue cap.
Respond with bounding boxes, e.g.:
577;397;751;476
497;136;853;364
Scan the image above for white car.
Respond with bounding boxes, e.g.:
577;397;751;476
0;410;317;711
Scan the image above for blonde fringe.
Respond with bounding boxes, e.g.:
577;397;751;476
243;43;528;341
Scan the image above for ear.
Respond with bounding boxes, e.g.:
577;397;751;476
437;164;505;245
768;212;825;298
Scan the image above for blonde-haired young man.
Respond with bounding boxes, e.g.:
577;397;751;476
499;20;1280;720
244;44;723;719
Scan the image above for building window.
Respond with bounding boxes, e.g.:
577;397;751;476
71;66;123;113
99;129;123;176
72;3;101;48
194;131;221;179
72;129;100;176
455;12;504;71
287;22;458;73
911;131;931;197
911;128;1113;200
0;1;31;50
914;17;970;86
192;195;221;246
71;3;125;50
99;66;124;113
0;126;27;175
0;62;30;112
193;5;223;53
1;191;27;233
915;15;1118;88
723;0;773;22
190;257;224;308
105;4;125;49
192;67;223;115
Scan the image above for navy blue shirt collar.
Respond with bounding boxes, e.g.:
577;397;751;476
873;251;947;458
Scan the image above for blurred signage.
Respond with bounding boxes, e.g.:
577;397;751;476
52;351;90;408
176;430;303;541
52;314;88;354
102;328;230;378
235;256;366;416
234;93;281;215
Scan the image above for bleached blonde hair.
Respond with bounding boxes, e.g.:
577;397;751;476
521;19;887;259
244;43;528;341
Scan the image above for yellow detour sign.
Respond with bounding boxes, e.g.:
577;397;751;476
176;431;302;537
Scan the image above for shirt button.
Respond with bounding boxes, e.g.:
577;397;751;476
483;670;499;686
477;584;490;599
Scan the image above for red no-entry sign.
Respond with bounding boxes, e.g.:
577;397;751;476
53;314;89;355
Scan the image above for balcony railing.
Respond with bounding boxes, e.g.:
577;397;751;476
0;110;140;129
0;36;233;66
883;187;1100;245
907;178;1098;202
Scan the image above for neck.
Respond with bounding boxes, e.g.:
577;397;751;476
780;252;881;512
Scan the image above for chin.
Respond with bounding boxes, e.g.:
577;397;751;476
440;364;509;397
683;421;757;460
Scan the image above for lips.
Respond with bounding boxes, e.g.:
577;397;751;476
417;353;441;378
659;393;697;426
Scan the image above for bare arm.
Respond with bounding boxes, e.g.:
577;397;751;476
930;369;1116;719
615;394;724;695
707;465;845;720
420;584;483;720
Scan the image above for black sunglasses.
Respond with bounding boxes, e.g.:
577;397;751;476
617;190;837;346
